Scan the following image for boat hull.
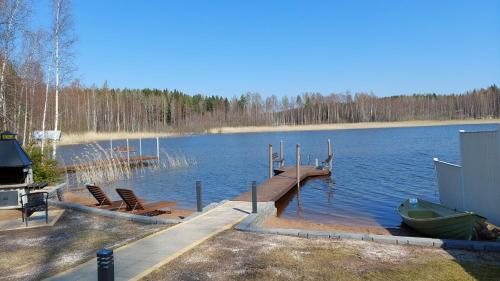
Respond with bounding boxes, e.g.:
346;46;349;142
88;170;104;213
398;199;485;240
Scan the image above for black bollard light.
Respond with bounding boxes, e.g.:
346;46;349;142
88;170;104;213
252;181;257;213
196;181;203;212
97;248;114;281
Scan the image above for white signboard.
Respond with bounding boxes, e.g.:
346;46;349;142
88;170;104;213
32;130;61;141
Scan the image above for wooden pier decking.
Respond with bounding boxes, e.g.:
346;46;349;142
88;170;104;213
60;155;158;173
233;166;331;202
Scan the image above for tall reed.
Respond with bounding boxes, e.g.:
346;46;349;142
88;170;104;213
69;143;196;187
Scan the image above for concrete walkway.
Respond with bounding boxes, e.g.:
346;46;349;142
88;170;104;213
45;201;254;281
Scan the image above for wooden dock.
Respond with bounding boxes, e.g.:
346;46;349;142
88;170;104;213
233;166;331;202
60;155;158;173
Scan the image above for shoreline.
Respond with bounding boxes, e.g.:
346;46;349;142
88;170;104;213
59;119;500;145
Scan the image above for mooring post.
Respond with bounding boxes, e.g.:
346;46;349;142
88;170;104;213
196;181;202;212
252;181;257;213
126;138;130;165
156;137;160;161
139;137;142;157
110;139;113;157
279;139;284;167
269;144;273;179
96;248;114;281
315;158;319;167
327;138;333;167
296;144;300;188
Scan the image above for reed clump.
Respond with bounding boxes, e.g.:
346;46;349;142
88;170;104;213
71;143;134;186
69;143;196;187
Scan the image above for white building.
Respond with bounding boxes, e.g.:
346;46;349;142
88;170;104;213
434;124;500;226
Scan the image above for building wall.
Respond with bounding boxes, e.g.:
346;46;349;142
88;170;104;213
459;127;500;226
434;160;463;211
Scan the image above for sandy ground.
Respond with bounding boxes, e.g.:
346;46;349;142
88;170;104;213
142;230;500;281
59;119;500;145
0;209;169;281
63;191;194;219
262;217;419;236
0;209;23;221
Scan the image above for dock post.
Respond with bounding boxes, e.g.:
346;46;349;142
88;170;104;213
280;139;284;167
327;138;333;167
110;139;113;156
269;144;273;179
252;181;257;213
156;137;160;161
126;139;130;165
296;144;300;188
315;158;319;167
139;137;142;157
196;181;202;212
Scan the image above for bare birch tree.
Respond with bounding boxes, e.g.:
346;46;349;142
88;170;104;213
0;0;26;129
51;0;75;156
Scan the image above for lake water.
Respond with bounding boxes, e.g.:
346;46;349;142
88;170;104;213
58;124;497;228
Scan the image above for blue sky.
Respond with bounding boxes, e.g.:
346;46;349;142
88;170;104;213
33;0;500;97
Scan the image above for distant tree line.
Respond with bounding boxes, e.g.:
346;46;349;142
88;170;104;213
4;81;498;140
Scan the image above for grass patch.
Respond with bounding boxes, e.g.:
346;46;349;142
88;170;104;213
0;209;170;280
142;230;500;281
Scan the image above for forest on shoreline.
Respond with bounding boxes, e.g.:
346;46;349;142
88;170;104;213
7;83;500;142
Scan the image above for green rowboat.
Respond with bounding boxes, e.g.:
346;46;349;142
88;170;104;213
398;198;486;240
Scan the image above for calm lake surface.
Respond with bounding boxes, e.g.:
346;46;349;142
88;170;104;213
58;124;497;228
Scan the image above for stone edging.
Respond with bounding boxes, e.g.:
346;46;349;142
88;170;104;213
49;200;183;224
234;201;277;230
235;202;500;251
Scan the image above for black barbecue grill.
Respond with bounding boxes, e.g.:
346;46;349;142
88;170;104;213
0;131;33;184
0;131;46;209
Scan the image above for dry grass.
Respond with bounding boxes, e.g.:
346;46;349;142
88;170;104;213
68;143;196;187
208;119;500;134
59;119;500;145
0;209;170;281
60;131;181;145
142;230;500;281
70;143;134;185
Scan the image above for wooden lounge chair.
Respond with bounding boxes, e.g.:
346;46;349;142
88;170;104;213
115;188;176;216
86;184;125;210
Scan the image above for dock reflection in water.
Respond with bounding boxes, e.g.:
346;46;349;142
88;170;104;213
276;176;383;228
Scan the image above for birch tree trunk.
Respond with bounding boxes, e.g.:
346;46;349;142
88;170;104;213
41;65;50;154
0;0;21;129
52;0;61;157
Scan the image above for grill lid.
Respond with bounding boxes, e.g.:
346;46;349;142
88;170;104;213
0;131;32;168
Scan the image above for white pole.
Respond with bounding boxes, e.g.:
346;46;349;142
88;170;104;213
139;137;142;156
296;144;300;188
126;138;130;165
156;137;160;161
269;144;273;179
328;138;331;156
280;139;284;167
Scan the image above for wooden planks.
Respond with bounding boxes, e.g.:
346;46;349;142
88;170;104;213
233;166;330;202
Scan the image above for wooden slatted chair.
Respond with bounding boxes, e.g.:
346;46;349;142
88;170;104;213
86;184;125;210
115;188;176;216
